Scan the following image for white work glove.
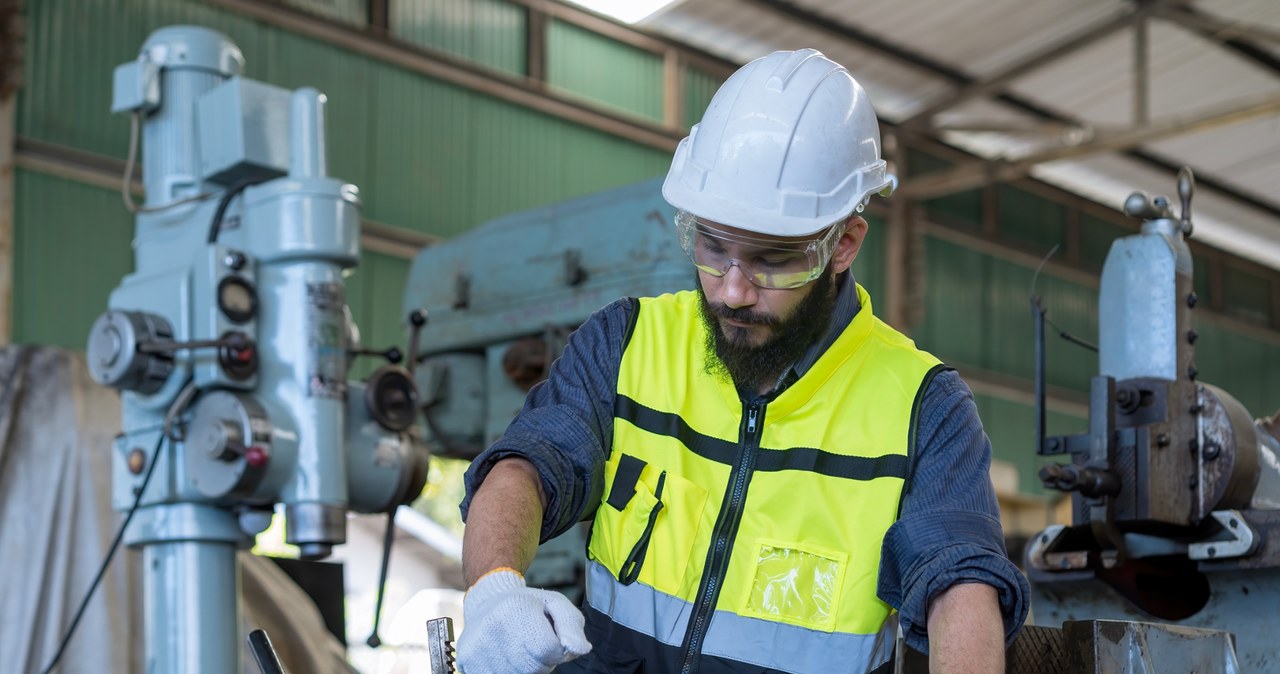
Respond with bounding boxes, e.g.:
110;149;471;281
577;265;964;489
457;568;592;674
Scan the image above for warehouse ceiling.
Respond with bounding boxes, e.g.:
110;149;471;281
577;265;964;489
636;0;1280;269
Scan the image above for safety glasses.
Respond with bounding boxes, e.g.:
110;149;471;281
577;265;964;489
675;210;845;289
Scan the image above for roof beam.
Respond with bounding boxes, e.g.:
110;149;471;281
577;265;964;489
900;94;1280;199
740;0;1280;219
900;0;1178;128
1159;5;1280;47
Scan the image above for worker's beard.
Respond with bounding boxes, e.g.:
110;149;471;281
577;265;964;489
697;268;838;394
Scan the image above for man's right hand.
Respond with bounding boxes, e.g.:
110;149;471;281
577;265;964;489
457;568;592;674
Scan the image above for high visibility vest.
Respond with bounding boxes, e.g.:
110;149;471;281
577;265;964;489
584;284;947;674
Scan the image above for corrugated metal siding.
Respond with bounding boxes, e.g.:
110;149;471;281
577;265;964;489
909;150;982;230
683;65;721;128
1221;264;1273;326
997;184;1067;255
261;29;378;192
974;392;1085;498
917;235;1099;392
280;0;368;26
851;213;886;303
12;170;134;349
18;0;268;158
1078;212;1132;272
365;65;669;238
546;19;664;123
1195;317;1280;416
391;0;527;77
345;251;413;379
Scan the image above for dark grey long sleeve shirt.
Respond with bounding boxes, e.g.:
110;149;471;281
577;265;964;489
460;273;1029;653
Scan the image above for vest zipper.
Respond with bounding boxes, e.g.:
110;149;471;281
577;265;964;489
678;401;763;674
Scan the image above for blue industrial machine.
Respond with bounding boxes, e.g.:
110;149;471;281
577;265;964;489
1026;169;1280;671
83;26;429;673
402;177;690;595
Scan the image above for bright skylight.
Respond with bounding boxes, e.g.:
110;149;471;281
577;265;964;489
563;0;679;24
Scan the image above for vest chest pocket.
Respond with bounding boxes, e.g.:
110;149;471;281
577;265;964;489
589;453;708;595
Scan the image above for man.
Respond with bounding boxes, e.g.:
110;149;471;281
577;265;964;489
456;48;1028;674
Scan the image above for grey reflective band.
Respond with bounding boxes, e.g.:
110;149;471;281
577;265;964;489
585;560;895;673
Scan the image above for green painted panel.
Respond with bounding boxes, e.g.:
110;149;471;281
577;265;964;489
1192;249;1212;305
19;0;268;159
345;251;414;379
997;185;1066;255
367;64;669;237
391;0;526;77
906;151;981;230
683;66;722;128
851;213;886;306
1193;317;1280;417
1221;263;1273;326
365;67;474;234
922;189;983;231
974;392;1086;498
261;29;377;192
12;170;134;349
917;236;1099;392
1078;213;1131;271
546;19;663;122
280;0;368;26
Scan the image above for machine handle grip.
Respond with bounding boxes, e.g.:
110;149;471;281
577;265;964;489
248;629;289;674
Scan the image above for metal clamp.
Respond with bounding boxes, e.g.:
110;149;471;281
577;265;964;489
1188;510;1258;561
427;616;457;674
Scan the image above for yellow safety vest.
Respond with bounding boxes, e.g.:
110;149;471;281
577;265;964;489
584;284;945;673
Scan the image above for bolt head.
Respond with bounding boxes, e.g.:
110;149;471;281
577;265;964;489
127;448;147;475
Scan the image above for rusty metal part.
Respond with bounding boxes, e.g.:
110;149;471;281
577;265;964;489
502;336;548;391
1195;383;1260;521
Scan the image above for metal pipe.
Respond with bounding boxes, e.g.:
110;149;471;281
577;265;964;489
0;94;13;344
1033;296;1047;454
1134;19;1149;126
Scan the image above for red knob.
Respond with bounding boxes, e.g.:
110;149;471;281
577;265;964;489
245;445;269;468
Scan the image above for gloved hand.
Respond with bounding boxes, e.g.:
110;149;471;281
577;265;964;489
457;568;592;674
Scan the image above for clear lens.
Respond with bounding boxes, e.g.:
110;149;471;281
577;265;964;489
675;210;844;289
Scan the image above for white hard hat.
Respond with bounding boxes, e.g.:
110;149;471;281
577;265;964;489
663;48;896;237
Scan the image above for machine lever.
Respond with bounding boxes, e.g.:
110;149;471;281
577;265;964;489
137;332;251;355
248;629;289;674
350;346;403;364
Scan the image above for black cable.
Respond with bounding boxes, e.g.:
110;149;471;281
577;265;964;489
365;506;400;649
40;431;167;674
1029;243;1099;354
207;177;272;244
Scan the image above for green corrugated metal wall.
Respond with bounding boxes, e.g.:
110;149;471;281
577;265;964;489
916;236;1099;392
12;170;135;350
392;0;527;77
683;66;722;128
851;214;886;304
344;251;414;380
281;0;368;26
545;19;664;122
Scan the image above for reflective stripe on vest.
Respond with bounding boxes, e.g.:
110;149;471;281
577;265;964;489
587;284;943;673
585;559;898;673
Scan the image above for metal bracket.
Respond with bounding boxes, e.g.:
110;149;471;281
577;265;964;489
1027;524;1090;572
1188;510;1258;561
